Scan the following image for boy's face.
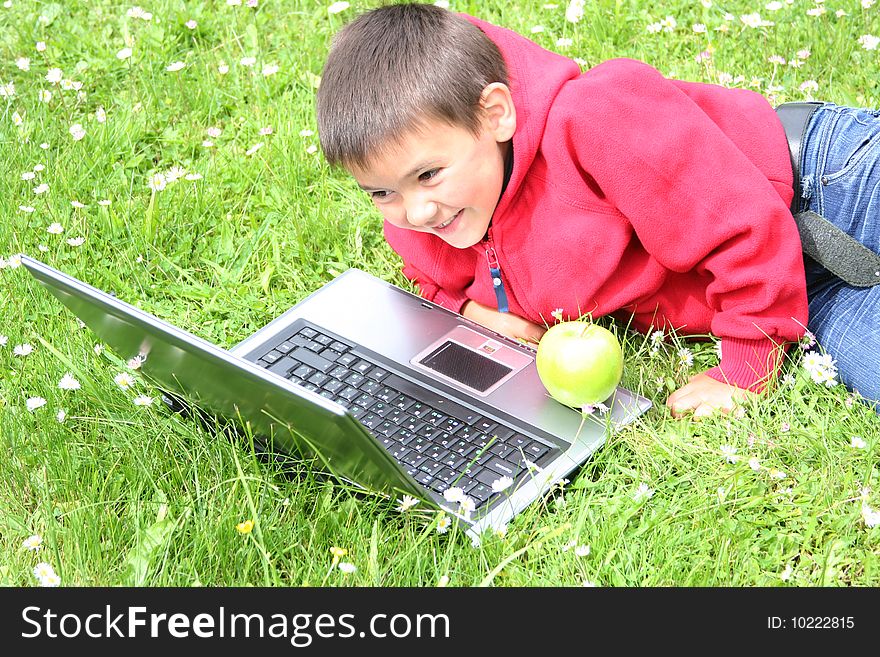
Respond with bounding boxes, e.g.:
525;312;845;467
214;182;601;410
349;85;516;250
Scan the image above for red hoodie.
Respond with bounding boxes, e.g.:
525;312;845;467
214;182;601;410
383;16;809;392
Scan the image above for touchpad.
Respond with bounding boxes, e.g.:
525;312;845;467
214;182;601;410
410;325;533;397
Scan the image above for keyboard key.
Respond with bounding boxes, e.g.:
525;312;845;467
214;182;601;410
468;484;493;504
267;356;298;378
410;403;434;419
366;366;389;382
314;334;333;347
386;408;406;424
395;429;417;446
439;454;466;470
524;442;550;460
329;341;350;353
407;437;430;452
320;348;343;362
419;461;445;477
377;387;397;403
476;468;507;488
290;347;334;373
426;410;448;426
261;350;283;365
329;365;349;380
337;353;358;367
368;401;393;417
352;359;372;375
402;452;428;468
292;364;315;380
338;386;360;401
375;421;399;437
390;395;416;411
436;468;459;484
322;379;345;394
474;419;498;434
489;442;514;459
425;446;449;462
439;417;463;433
361;380;383;396
353;393;374;408
486;457;518;478
276;341;295;354
399;418;425;433
360;413;381;429
307;372;330;387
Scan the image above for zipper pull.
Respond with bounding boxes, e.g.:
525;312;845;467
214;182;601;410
486;247;509;313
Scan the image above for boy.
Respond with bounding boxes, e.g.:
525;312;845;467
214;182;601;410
316;3;880;416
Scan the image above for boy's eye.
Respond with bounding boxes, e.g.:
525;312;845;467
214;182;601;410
369;190;390;200
418;168;439;182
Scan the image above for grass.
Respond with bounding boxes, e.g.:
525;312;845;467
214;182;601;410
1;0;879;588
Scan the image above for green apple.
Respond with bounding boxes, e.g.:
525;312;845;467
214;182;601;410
536;321;624;407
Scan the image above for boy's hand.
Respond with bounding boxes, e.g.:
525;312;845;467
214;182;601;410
666;371;756;419
461;300;547;344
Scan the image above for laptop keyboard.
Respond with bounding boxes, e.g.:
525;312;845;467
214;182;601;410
253;323;559;509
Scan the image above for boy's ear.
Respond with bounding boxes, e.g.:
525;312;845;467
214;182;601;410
480;82;516;142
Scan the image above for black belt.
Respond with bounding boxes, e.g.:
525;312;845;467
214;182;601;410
776;101;880;287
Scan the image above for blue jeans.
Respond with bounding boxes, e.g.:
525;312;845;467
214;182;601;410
796;103;880;404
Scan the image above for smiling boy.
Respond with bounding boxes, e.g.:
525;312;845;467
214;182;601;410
316;4;880;416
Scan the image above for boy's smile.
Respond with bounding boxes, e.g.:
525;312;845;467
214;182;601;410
348;84;517;249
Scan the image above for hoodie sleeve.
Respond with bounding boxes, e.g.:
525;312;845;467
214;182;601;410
382;221;474;314
552;59;808;391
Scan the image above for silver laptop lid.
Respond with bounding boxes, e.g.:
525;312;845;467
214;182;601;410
21;255;425;501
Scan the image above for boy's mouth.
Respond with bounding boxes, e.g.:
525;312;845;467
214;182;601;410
433;209;462;232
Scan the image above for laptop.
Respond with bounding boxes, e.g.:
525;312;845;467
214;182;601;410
22;255;652;538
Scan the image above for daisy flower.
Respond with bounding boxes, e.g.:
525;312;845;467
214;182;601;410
443;487;464;504
633;482;654;502
22;534;43;551
14;343;34;357
27;397;48;412
720;444;739;463
396;495;420;512
114;372;135;390
58;373;81;390
328;1;350;14
491;476;514;493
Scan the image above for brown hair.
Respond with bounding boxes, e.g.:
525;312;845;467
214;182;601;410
316;3;508;169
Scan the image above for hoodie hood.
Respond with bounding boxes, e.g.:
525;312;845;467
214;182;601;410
464;16;581;217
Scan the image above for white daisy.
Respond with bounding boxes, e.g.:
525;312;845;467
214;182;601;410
58;373;81;390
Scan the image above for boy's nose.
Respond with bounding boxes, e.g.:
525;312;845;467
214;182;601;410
405;197;439;227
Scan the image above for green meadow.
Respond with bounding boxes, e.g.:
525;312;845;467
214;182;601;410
1;0;879;587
